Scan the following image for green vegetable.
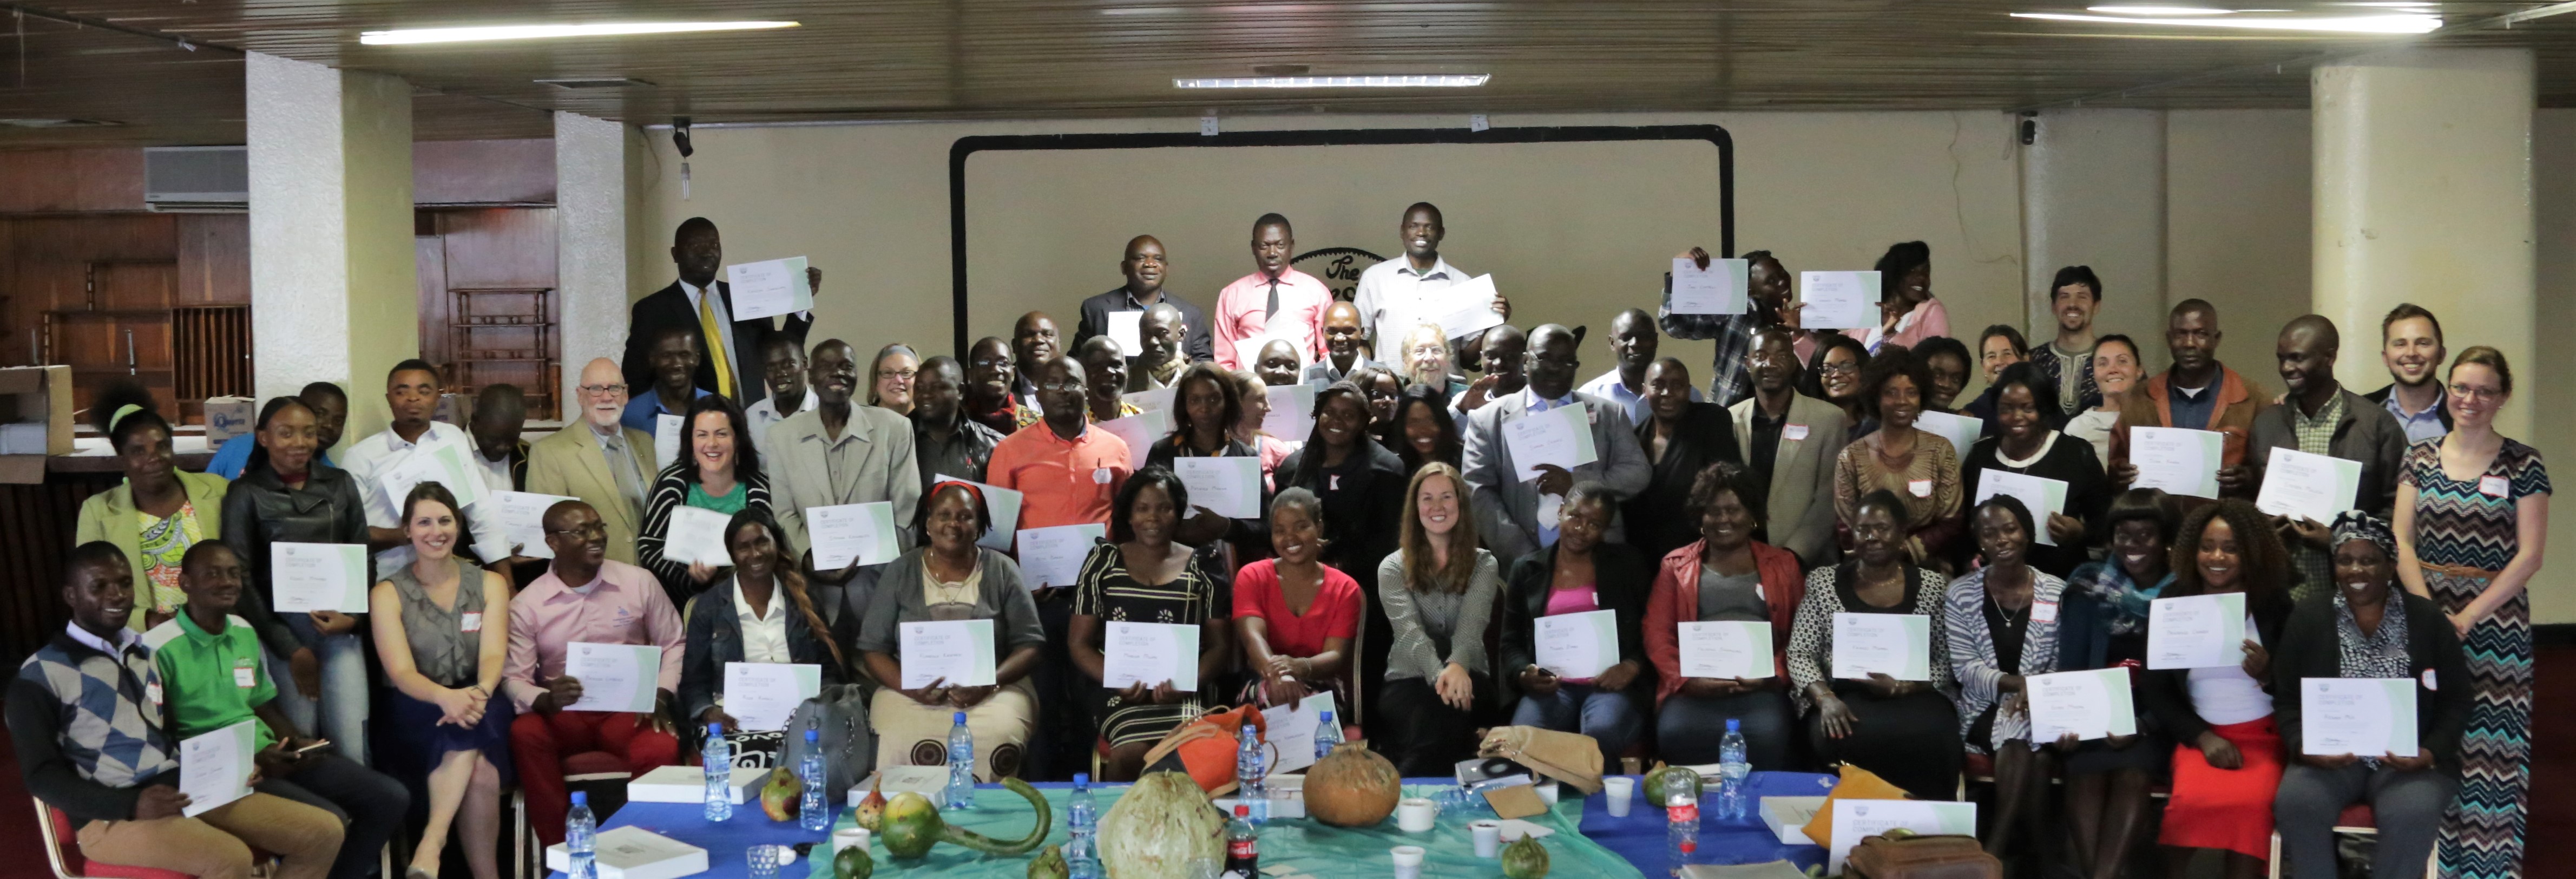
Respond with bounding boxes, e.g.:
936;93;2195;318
831;845;873;879
1501;836;1551;879
1027;845;1068;879
880;778;1054;860
1643;764;1702;804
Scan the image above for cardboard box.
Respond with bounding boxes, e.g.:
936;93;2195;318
0;365;70;483
203;396;257;444
850;765;949;809
543;827;707;879
627;765;765;805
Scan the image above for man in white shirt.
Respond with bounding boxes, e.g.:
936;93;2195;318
741;333;818;456
1579;308;1701;423
338;359;511;569
1351;202;1508;364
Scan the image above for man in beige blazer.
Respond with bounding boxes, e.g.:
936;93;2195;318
766;339;923;579
527;358;657;566
1728;328;1847;567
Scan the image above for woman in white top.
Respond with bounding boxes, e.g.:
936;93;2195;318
2066;334;2140;483
2139;499;2296;879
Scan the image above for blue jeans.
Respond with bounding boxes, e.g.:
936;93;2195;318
1510;684;1643;765
266;613;371;766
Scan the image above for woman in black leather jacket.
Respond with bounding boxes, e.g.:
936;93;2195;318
221;395;375;762
1499;482;1655;766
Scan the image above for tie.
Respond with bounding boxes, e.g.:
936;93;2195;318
1264;277;1281;320
601;434;648;516
696;287;736;398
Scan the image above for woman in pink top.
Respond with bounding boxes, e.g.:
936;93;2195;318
1499;483;1654;764
1233;488;1362;711
1864;241;1949;353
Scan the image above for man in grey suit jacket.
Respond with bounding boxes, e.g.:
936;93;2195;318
765;339;923;586
1462;324;1652;561
1728;328;1847;567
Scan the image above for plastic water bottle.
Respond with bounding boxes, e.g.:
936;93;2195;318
566;791;598;879
702;723;734;821
798;729;831;832
1066;773;1101;878
1237;723;1270;824
1666;789;1700;877
1313;710;1340;761
1224;804;1260;877
945;711;976;810
1716;718;1750;821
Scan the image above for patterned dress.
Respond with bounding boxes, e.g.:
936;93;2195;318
1074;543;1222;746
2401;437;2549;879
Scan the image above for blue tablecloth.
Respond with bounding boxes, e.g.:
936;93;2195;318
564;772;1837;879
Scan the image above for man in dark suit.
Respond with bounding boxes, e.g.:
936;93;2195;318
622;217;820;408
1070;234;1213;364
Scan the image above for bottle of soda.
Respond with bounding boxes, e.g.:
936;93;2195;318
1223;803;1259;878
566;791;597;879
702;723;733;821
1666;789;1700;877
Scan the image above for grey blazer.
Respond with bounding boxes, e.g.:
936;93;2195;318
1729;392;1849;567
2243;388;2409;518
765;405;924;559
1460;391;1652;561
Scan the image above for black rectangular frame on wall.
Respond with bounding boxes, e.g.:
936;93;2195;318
947;124;1734;356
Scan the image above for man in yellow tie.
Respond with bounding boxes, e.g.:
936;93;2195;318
621;217;822;408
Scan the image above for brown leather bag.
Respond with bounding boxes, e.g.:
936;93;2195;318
1843;833;2001;879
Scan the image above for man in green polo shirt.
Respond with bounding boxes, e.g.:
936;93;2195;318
146;543;406;879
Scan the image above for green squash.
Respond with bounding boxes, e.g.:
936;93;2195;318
1642;763;1702;805
1501;836;1551;879
1026;845;1069;879
831;845;873;879
879;778;1054;860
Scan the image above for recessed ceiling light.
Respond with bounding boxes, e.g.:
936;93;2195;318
2088;5;2236;14
359;22;798;45
534;77;657;89
2013;11;2439;32
1175;75;1489;89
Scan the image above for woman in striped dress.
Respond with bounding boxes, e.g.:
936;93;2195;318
1070;466;1231;780
2394;347;2550;879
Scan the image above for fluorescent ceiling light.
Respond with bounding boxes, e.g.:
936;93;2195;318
1175;75;1489;89
2013;11;2439;32
2088;5;2236;14
359;22;798;45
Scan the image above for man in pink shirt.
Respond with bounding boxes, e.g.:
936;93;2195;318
1211;214;1331;371
504;500;686;845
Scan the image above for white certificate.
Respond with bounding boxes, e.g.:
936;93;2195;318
1502;403;1600;481
806;502;899;569
1427;274;1508;339
1121;386;1177;415
561;642;662;713
1102;621;1202;692
1668;258;1750;315
1261;383;1317;441
2146;592;2248;670
1798;271;1881;331
1828;799;1976;874
378;438;488;511
936;473;1023;552
898;619;996;690
2026;667;2137;743
1914;410;1983;460
1535;609;1620;679
2301;678;2419;758
724;256;811;321
487;491;577;559
654;413;685;472
270;542;369;613
1831;613;1932;681
1095;409;1169;470
721;662;822;732
1015;523;1106;589
1174;456;1263;519
1260;691;1338;775
1106;310;1144;357
1973;470;2070;547
660;506;734;568
179;719;258;817
1677;621;1774;679
2130;426;2225;500
2256;447;2365;526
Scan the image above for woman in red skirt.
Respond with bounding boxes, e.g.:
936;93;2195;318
2137;499;2296;879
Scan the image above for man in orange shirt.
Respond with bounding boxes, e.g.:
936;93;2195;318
983;355;1131;777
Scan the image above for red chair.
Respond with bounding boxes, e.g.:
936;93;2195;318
511;750;641;879
34;796;281;879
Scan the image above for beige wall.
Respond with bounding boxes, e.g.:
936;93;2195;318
2528;109;2574;625
2167;110;2312;388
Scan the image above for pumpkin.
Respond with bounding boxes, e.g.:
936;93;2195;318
1098;771;1226;879
1026;845;1068;879
880;778;1054;860
1501;836;1550;879
1302;742;1402;828
1643;763;1702;805
831;845;874;879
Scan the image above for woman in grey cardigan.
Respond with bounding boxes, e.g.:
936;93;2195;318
856;482;1046;779
1376;462;1503;777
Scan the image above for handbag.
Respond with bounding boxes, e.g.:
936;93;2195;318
784;683;876;796
1139;704;1269;795
1843;833;2000;879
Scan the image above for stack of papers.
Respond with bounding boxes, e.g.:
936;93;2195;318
1758;796;1826;846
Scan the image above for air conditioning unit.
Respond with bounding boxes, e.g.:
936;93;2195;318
144;146;248;212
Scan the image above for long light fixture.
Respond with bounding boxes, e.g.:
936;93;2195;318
359;21;799;45
1175;75;1489;89
2087;5;2237;14
2012;10;2439;31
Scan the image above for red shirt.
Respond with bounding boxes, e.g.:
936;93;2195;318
1232;559;1362;659
987;421;1131;530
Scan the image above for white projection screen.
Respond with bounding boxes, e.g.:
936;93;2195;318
955;127;1732;368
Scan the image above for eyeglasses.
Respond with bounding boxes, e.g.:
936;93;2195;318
879;369;918;382
1816;362;1861;377
2448;383;2504;402
1037;379;1085;393
578;383;627;396
545;523;608;538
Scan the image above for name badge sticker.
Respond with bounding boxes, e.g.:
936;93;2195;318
2478;475;2509;498
2422;668;2438;691
233;657;258;688
1094;467;1114;485
1908;479;1933;498
461;612;483;633
1784;424;1810;441
2031;601;2059;624
146;682;162;706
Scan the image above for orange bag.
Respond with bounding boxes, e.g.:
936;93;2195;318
1140;705;1269;795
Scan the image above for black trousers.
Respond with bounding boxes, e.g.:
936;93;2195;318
258;751;411;879
1805;687;1961;800
1379;672;1494;778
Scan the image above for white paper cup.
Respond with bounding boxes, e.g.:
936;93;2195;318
1603;777;1636;817
831;827;870;857
1396;796;1438;832
1534;780;1560;805
1471;819;1503;857
1391;844;1427;879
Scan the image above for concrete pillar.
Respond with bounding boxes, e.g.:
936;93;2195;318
2314;47;2535;437
554;111;631;419
2021;109;2170;371
246;51;416;440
